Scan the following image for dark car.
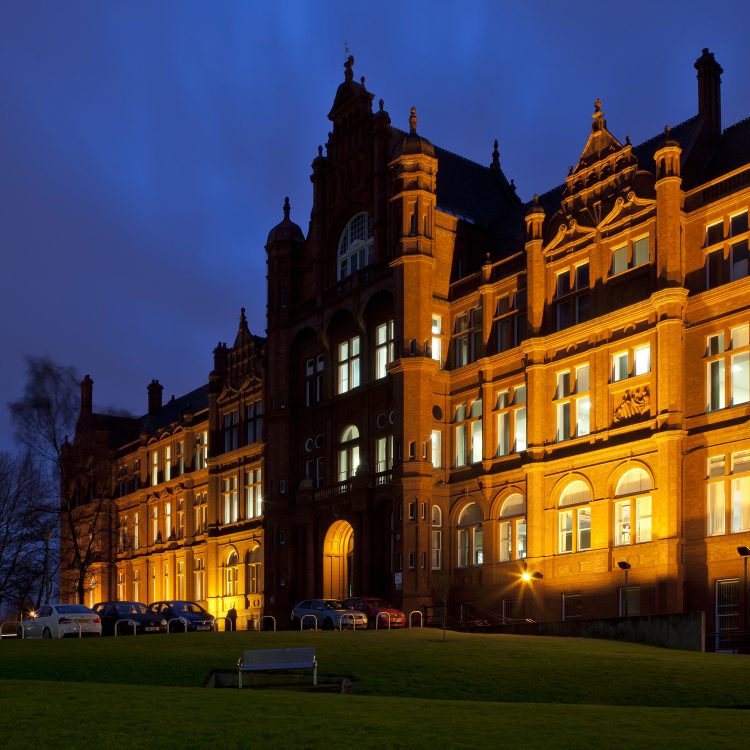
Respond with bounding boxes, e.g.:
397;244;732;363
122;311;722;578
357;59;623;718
93;601;167;636
149;600;215;631
343;597;407;628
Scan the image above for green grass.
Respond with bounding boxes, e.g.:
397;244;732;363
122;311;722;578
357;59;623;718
2;629;749;748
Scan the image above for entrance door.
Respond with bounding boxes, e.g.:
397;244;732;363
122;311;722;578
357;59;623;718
323;520;354;599
716;578;739;651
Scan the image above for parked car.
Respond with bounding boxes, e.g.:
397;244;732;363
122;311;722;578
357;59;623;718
343;596;406;628
291;599;368;630
148;600;215;631
92;601;168;636
20;603;102;639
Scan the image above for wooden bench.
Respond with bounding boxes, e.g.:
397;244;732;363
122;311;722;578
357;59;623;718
237;647;317;688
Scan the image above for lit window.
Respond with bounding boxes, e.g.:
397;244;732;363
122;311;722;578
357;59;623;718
245;469;263;518
431;506;442;569
555;263;589;330
337;212;373;281
225;551;238;596
194;558;205;601
614;468;652;546
457;502;483;567
558;480;592;553
222;476;239;524
431;430;442;468
498;493;526;562
706;327;750;411
495;385;526;456
555;365;590;442
494;289;527;353
247;546;262;594
431;315;443;367
610;237;650;276
376;435;394;473
375;321;395;379
338;336;361;394
338;425;360;481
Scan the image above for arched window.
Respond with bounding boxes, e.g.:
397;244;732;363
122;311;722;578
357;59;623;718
337;212;373;281
431;506;442;570
246;546;262;595
457;502;483;567
614;468;652;546
499;493;527;562
225;550;238;596
338;425;360;482
558;480;592;553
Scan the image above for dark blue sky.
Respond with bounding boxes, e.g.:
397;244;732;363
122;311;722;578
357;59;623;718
2;1;749;451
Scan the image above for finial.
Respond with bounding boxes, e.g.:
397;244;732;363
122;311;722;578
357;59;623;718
625;134;631;145
485;252;491;264
409;106;418;134
379;98;384;112
568;165;574;175
283;196;290;220
344;54;354;82
664;124;671;138
318;145;323;157
491;139;500;170
594;98;602;113
240;307;247;324
510;178;516;192
533;193;539;206
360;76;365;87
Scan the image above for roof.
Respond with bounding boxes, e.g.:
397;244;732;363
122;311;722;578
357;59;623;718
137;384;209;435
698;117;750;183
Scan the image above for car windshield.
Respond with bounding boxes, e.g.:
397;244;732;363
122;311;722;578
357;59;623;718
173;602;207;615
115;602;149;615
55;605;92;615
323;600;345;610
367;599;394;609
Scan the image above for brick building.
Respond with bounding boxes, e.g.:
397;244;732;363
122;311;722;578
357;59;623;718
65;49;750;643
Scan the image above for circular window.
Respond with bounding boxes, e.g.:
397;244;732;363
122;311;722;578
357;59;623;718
432;405;443;421
376;413;386;429
304;438;314;452
315;434;324;449
388;410;395;425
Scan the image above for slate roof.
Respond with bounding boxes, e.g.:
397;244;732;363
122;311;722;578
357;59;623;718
698;117;750;183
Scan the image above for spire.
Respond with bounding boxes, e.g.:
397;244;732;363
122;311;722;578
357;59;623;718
344;54;354;82
283;196;290;221
592;99;605;132
240;306;247;325
490;139;500;171
409;106;418;134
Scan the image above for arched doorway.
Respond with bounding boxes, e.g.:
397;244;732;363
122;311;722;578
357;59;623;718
323;520;354;599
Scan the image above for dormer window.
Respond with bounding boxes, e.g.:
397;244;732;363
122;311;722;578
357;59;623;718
338;212;373;281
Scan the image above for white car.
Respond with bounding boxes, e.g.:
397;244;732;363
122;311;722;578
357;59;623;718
21;603;102;639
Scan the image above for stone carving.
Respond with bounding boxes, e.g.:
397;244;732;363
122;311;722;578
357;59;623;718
613;385;650;423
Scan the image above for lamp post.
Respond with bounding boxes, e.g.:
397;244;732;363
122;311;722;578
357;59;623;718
617;561;631;617
521;570;544;621
738;546;750;649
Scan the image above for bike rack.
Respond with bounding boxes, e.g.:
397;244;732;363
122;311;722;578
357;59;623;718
167;617;189;633
214;616;233;632
339;613;356;630
408;610;423;628
300;614;318;631
375;612;392;630
58;620;82;639
115;618;137;636
262;615;277;632
0;620;22;639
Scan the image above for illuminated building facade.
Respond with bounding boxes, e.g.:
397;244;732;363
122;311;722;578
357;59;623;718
64;49;750;642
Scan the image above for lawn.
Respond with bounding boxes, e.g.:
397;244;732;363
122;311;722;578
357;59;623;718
1;628;748;748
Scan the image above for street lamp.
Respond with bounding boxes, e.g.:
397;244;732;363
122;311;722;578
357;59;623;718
617;561;631;617
521;570;543;621
738;546;750;645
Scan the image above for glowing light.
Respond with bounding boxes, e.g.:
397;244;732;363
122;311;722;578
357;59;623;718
521;571;532;582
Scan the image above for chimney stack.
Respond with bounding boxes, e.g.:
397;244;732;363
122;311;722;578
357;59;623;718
147;379;163;414
80;374;93;416
695;48;723;139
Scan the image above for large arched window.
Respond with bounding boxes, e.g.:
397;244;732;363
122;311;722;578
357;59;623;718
558;480;592;553
246;546;261;595
499;493;527;562
225;550;238;596
457;502;483;567
614;468;652;545
337;212;373;281
338;425;360;482
431;506;442;570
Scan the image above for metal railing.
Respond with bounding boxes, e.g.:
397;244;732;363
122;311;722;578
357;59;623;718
214;616;234;632
0;621;22;639
338;613;356;630
262;615;277;632
300;614;318;631
115;618;137;636
408;610;423;628
167;617;189;633
375;612;391;630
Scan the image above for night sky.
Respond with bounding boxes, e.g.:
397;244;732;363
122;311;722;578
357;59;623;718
2;1;750;452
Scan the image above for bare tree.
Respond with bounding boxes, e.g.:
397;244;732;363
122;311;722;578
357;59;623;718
9;357;111;604
0;452;51;610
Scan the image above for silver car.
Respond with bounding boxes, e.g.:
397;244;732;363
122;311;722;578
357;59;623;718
20;603;102;639
291;599;368;630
